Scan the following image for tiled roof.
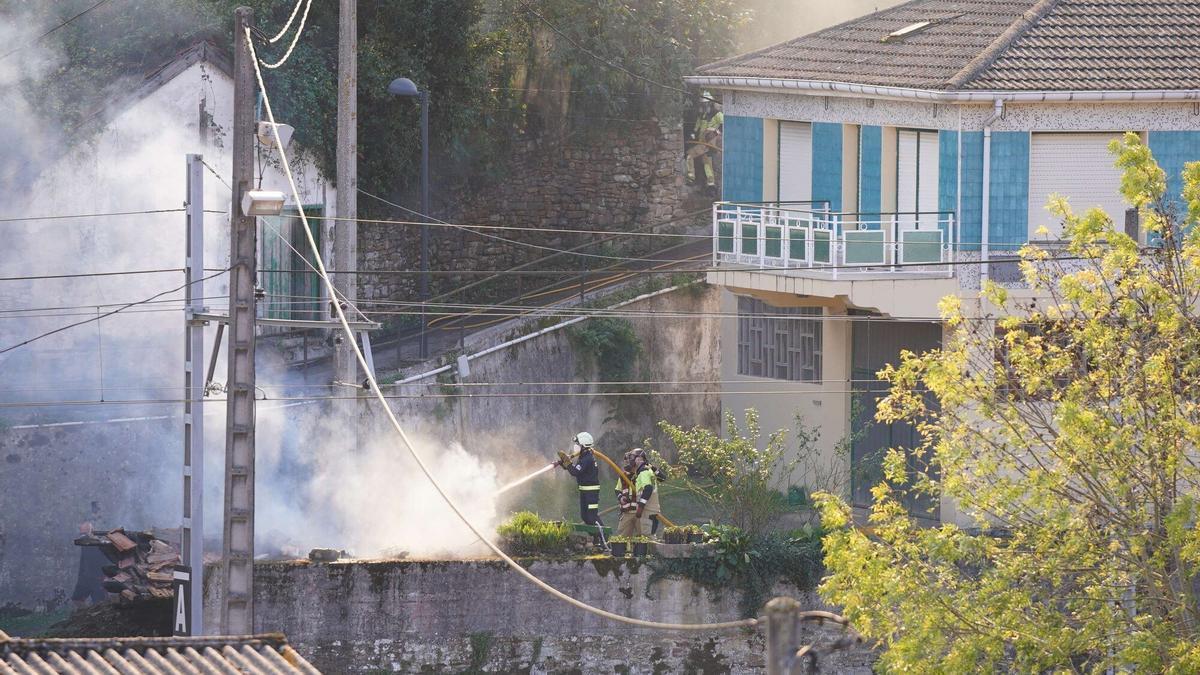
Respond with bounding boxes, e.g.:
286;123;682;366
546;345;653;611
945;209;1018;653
970;0;1200;90
0;632;322;674
695;0;1200;92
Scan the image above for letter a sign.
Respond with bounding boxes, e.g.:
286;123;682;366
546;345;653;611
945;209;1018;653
173;566;192;636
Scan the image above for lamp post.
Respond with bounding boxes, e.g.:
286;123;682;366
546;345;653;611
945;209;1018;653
388;77;430;359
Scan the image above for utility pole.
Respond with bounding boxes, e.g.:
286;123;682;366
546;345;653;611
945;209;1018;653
418;88;430;359
221;5;257;636
181;154;204;635
333;0;359;426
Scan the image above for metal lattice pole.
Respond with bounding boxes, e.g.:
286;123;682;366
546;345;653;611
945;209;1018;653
182;153;205;635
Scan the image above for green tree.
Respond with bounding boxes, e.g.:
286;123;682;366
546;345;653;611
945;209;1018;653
659;409;798;536
816;133;1200;672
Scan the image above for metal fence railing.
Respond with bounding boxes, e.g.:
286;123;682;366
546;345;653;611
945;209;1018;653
712;202;957;279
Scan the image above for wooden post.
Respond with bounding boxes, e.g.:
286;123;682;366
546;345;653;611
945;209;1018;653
765;596;802;675
221;6;257;636
333;0;359;421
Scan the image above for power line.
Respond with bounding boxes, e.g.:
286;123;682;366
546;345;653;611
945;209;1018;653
0;208;186;224
0;0;114;62
264;0;307;43
0;269;228;356
257;0;314;69
0;388;910;408
0;268;184;282
356;188;705;263
307;211;713;239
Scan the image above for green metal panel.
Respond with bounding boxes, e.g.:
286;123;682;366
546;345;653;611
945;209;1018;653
258;206;324;321
765;225;783;258
741;223;758;255
902;230;941;264
718;222;735;253
788;229;808;262
812;229;831;263
845;230;885;265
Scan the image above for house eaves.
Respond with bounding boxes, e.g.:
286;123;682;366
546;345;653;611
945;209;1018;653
682;75;1200;104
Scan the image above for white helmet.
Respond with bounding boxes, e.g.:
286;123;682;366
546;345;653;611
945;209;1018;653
573;431;594;449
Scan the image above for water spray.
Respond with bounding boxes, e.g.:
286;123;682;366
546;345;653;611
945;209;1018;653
494;462;558;495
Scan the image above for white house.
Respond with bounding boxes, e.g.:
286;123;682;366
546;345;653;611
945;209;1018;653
685;0;1200;520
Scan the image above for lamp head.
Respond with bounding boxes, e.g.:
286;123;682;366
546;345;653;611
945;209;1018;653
388;77;420;97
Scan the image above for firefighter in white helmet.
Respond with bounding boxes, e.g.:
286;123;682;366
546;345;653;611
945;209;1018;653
558;431;607;548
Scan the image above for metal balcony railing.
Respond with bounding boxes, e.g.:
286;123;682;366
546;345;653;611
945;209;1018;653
712;202;957;279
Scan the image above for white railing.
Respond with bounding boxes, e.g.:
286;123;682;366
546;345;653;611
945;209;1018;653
711;202;957;279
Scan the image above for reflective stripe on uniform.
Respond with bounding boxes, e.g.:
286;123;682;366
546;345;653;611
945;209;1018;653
587;503;599;509
578;485;600;491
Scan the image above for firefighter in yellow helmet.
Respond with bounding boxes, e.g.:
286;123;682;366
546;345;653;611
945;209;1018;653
614;451;640;537
686;95;723;187
627;448;662;537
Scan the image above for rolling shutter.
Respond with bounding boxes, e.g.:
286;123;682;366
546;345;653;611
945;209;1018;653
1028;133;1127;238
778;121;812;203
897;130;940;226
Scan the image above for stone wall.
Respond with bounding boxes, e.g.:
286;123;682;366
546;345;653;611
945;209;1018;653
358;122;691;305
203;558;876;673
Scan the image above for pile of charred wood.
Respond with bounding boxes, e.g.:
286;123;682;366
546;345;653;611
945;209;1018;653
74;528;180;603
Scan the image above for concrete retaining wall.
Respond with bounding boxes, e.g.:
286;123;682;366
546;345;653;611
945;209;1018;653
203;558;875;673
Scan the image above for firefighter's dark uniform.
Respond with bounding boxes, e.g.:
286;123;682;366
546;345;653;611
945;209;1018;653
564;448;607;546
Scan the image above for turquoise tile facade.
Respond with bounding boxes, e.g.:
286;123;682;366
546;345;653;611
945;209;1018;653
988;132;1030;252
811;122;843;211
722;116;763;203
858;126;882;228
938;131;959;242
959;131;984;251
1149;131;1200;214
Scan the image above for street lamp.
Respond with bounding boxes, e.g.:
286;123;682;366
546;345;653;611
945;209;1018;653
388;76;431;359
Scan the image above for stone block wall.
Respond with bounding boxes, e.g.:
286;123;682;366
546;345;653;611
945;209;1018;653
203;558;876;673
358;122;691;305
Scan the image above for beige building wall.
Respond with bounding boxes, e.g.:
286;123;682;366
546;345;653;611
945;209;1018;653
717;287;853;500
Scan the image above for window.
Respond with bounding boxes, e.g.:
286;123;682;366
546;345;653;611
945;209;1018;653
736;297;822;382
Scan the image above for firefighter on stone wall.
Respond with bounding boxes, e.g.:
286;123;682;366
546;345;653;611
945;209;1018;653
686;94;723;187
559;431;609;549
628;448;662;537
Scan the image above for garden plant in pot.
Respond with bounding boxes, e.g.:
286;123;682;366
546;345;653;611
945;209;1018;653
655;526;693;558
609;536;629;558
631;536;652;557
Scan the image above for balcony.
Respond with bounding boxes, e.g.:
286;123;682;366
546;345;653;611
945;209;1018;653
712;202;957;279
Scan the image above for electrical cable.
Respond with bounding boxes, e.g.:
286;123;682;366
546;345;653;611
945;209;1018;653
0;208;186;224
0;388;912;408
248;29;763;632
0;268;185;282
0;0;113;62
265;0;306;43
0;269;228;356
258;0;314;69
355;188;706;263
307;211;715;239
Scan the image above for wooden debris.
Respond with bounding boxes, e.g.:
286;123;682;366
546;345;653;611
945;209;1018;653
74;528;181;605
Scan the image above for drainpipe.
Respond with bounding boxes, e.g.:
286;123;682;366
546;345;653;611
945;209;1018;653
979;98;1005;284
